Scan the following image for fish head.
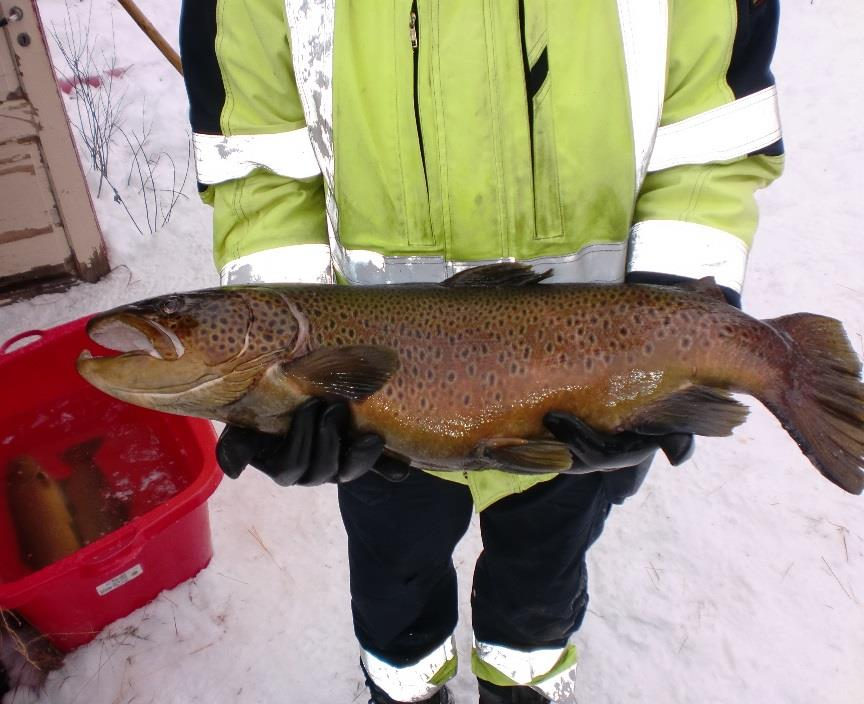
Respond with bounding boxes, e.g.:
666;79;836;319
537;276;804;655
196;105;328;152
76;288;303;416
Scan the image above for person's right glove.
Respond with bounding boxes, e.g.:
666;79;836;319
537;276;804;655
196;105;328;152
216;398;410;486
543;411;694;473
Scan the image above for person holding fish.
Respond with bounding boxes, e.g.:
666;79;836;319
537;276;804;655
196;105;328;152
176;2;785;703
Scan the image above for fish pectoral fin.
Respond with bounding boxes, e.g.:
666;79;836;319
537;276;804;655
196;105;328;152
281;345;400;401
626;385;749;437
441;262;552;287
478;438;574;473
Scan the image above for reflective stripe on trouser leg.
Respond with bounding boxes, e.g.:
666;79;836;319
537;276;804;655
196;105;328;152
361;635;457;703
473;639;580;703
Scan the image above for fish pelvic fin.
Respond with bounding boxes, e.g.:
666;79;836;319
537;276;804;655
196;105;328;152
478;438;574;473
760;313;864;495
625;385;750;437
281;345;400;401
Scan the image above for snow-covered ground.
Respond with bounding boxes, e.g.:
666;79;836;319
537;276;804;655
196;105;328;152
1;2;862;702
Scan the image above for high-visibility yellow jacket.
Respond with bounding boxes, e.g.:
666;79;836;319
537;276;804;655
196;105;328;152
180;0;783;513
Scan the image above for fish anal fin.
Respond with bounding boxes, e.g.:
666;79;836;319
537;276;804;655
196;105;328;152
282;345;400;401
442;263;552;288
626;385;749;437
479;438;573;473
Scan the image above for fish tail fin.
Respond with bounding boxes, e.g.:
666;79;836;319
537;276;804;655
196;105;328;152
760;313;864;494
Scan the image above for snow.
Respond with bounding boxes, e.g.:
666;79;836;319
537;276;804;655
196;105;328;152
2;2;863;703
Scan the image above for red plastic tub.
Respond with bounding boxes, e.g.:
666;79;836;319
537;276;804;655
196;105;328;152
0;316;222;652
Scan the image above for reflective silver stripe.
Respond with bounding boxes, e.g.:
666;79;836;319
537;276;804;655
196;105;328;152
219;244;333;285
474;639;569;686
192;130;321;184
627;219;749;292
333;243;628;286
617;0;669;191
647;86;782;172
283;0;336;196
531;666;580;703
361;636;456;703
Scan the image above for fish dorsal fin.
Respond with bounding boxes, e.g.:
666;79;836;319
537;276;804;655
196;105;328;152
626;385;749;437
442;263;553;288
676;276;728;303
281;345;400;401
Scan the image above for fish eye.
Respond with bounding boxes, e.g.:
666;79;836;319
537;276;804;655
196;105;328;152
159;296;183;316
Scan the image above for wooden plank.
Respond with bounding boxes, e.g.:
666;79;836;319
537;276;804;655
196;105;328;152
0;139;67;251
0;230;75;279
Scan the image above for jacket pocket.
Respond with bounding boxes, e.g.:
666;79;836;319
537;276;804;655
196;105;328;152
531;77;565;240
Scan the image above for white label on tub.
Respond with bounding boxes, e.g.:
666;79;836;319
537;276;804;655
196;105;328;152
96;564;144;596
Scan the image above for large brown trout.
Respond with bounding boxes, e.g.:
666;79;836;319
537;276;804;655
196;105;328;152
76;264;864;494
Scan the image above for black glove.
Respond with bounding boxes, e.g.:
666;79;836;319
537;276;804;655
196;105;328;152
544;411;694;473
216;398;409;486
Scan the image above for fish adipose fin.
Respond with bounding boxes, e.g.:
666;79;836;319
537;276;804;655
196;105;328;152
479;438;574;473
760;313;864;495
282;345;400;401
442;263;552;288
626;385;750;437
675;276;729;304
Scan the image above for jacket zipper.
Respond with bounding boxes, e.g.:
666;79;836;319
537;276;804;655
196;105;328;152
410;1;427;180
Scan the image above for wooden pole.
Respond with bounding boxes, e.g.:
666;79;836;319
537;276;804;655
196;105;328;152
115;0;183;75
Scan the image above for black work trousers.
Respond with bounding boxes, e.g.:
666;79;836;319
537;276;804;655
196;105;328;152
337;463;648;666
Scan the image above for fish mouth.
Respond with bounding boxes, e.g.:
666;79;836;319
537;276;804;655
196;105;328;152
83;312;186;361
77;315;212;399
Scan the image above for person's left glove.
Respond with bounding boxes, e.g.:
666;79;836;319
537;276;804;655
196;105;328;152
544;411;694;472
215;398;387;486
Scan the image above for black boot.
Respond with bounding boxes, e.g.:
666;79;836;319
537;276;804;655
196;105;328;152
477;679;551;704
